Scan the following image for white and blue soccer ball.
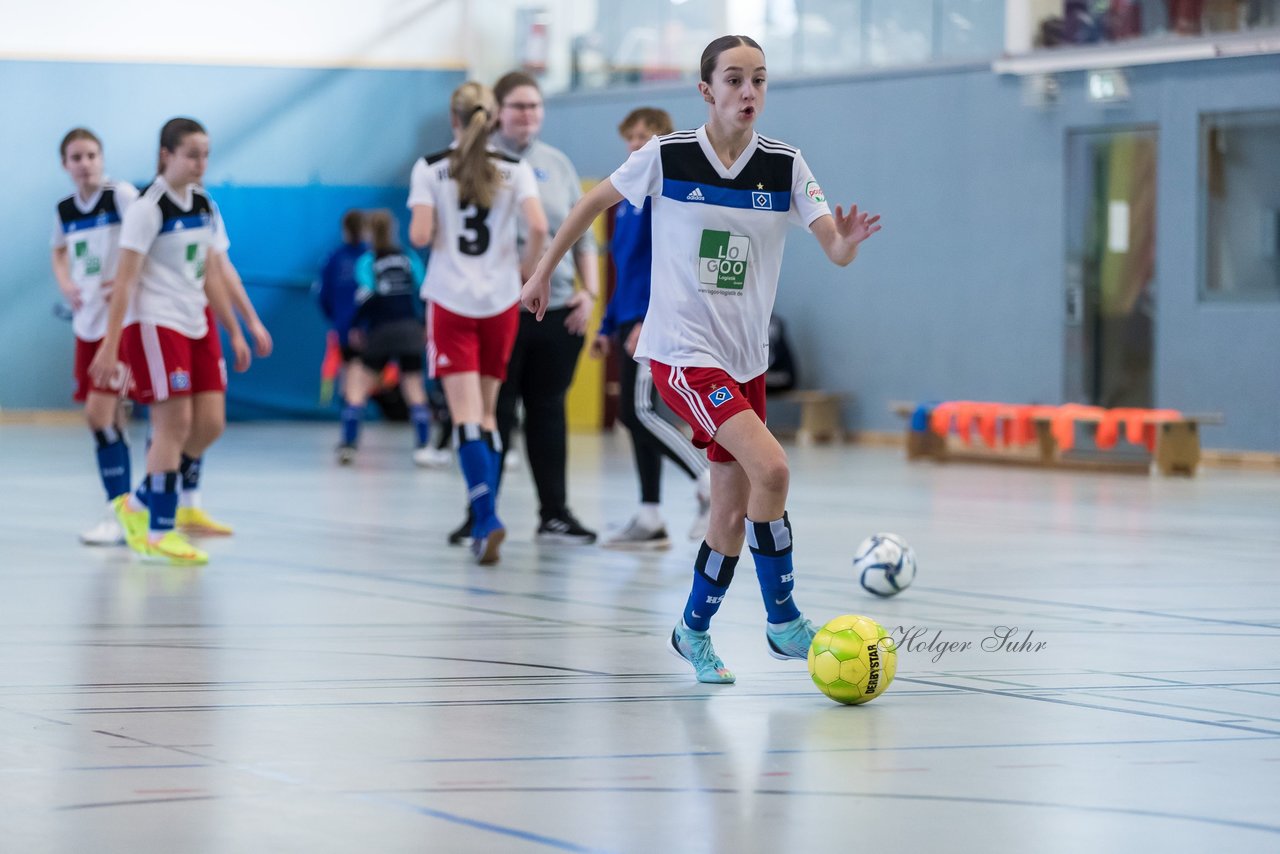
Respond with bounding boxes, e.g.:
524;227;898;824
854;533;918;597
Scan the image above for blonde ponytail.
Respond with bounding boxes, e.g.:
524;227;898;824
449;82;500;209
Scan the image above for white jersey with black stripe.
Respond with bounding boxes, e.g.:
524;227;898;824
50;179;139;341
609;126;831;382
407;146;539;319
118;177;226;338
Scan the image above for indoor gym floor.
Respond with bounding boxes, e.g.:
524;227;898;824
0;420;1276;853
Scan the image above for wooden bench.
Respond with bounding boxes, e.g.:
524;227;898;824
890;401;1223;477
774;390;846;446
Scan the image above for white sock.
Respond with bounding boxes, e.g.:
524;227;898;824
179;489;201;509
637;503;663;529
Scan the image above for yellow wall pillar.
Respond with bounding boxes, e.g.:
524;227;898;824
565;180;608;432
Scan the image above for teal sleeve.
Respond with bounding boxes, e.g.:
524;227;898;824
354;252;374;292
410;252;426;286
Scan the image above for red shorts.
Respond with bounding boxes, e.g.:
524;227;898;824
427;303;519;380
650;361;767;463
73;337;131;402
122;321;226;404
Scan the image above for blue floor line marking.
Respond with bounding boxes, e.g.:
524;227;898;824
402;734;1276;764
902;676;1280;735
371;785;1280;836
925;586;1280;630
359;793;613;853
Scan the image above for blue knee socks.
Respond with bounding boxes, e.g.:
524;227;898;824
410;404;430;448
747;513;802;625
456;424;498;535
341;404;361;446
93;426;131;500
147;471;180;536
683;542;738;631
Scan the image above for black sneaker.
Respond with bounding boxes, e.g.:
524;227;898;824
336;444;357;465
535;511;597;544
447;511;474;547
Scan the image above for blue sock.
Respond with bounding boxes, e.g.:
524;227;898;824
179;454;201;492
683;542;737;632
134;476;150;509
410;404;430;448
147;471;180;534
119;431;132;496
456;424;497;534
93;427;131;500
482;429;504;497
341;404;362;446
747;513;802;624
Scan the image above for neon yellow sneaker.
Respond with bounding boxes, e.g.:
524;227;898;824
140;531;209;566
176;507;234;536
111;494;150;552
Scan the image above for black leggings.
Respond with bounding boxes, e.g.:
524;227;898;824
496;308;584;520
616;320;707;504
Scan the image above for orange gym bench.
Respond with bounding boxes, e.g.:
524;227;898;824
890;401;1224;477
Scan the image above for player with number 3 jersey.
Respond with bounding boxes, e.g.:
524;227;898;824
408;81;548;566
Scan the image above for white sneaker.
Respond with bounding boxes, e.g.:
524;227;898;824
80;506;125;546
601;517;672;551
687;491;712;541
412;446;452;469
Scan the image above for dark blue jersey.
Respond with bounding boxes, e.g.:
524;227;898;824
353;249;426;330
317;241;368;344
601;198;653;337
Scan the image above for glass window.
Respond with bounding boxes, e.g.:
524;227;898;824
936;0;1006;60
559;1;1005;93
1201;110;1280;301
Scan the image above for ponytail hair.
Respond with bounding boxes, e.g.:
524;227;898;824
449;82;499;209
60;127;102;161
367;209;398;254
157;117;206;174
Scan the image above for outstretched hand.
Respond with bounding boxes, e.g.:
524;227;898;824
832;204;881;246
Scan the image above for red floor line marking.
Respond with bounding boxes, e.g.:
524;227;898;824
760;772;791;777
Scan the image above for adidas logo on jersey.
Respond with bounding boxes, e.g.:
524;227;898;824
686;187;705;202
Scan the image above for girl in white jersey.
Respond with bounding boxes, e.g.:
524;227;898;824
90;118;251;566
51;128;139;546
409;82;548;565
521;36;881;683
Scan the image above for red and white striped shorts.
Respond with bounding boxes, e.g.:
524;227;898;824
121;321;226;404
648;361;767;464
